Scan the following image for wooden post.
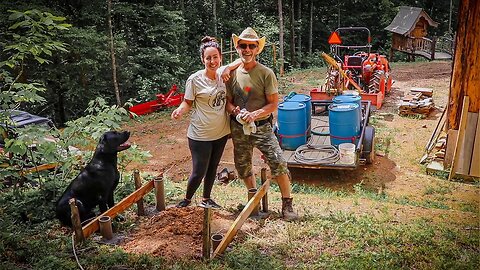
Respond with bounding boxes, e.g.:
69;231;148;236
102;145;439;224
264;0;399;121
230;37;233;63
98;216;113;240
202;207;212;259
260;168;269;212
272;44;276;68
430;37;436;60
133;170;145;216
248;188;259;217
154;177;165;211
69;198;84;243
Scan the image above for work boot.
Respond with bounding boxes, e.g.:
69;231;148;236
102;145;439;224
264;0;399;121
281;197;298;221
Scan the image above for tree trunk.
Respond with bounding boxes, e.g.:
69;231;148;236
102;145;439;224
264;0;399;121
107;0;121;106
297;0;301;58
278;0;285;76
447;0;480;130
212;0;217;37
308;0;313;55
289;0;295;67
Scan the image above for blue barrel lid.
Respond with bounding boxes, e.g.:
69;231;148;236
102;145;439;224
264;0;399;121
328;102;359;111
279;101;306;110
286;94;311;102
333;95;361;103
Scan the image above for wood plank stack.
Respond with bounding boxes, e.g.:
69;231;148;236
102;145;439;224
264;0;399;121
398;87;434;117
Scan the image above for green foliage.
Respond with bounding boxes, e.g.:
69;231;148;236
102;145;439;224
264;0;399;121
0;9;70;112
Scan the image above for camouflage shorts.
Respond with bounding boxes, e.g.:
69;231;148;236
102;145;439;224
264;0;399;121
230;119;289;179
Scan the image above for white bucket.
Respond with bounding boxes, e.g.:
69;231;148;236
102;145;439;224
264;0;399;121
338;143;355;164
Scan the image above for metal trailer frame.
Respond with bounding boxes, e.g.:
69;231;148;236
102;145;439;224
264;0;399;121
282;100;374;170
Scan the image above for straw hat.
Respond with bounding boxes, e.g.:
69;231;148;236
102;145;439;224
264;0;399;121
232;27;266;54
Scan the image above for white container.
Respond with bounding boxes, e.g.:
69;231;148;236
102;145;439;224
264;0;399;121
338;143;355;164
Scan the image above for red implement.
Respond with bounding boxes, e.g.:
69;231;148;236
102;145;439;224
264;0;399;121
129;84;184;116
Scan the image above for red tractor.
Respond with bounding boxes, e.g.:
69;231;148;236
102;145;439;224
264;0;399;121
318;27;392;108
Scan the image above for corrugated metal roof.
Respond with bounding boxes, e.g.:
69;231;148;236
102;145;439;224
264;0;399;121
385;6;439;36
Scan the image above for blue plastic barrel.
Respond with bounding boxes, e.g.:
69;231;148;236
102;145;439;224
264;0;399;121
328;103;360;146
277;102;307;150
284;94;312;137
333;94;362;124
333;94;361;107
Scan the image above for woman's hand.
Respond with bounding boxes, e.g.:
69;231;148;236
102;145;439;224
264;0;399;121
171;107;183;119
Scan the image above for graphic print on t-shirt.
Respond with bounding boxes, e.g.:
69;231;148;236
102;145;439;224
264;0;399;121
209;89;226;110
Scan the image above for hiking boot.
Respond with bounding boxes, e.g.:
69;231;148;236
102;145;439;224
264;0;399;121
281;197;298;221
176;198;191;208
199;198;222;209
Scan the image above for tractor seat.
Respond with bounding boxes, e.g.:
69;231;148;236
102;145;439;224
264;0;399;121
344;55;363;68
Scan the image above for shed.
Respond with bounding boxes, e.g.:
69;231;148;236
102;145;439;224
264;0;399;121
385;6;452;61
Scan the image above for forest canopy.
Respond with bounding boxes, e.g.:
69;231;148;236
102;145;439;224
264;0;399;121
0;0;457;125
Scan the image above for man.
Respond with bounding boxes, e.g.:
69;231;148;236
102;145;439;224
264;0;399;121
226;27;298;221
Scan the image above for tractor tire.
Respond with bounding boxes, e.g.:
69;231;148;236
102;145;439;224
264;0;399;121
368;70;386;93
361;125;375;164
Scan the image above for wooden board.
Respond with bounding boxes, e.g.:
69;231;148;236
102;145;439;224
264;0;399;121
449;97;469;181
212;179;270;258
82;179;155;239
470;111;480;177
410;87;433;97
444;129;458;167
456;112;477;174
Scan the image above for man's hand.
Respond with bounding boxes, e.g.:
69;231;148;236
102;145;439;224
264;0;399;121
221;67;232;82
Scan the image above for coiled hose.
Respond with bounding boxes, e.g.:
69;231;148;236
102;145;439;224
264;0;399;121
293;143;340;165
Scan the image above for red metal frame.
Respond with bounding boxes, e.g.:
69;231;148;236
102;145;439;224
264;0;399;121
129;84;184;116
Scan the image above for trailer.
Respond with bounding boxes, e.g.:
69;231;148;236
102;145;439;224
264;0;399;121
281;100;375;170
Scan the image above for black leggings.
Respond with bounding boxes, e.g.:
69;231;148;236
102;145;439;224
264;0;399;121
185;135;228;200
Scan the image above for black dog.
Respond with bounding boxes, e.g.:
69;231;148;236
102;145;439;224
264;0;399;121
56;131;131;227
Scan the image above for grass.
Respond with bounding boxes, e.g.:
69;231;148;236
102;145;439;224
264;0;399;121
2;62;479;269
1;168;478;269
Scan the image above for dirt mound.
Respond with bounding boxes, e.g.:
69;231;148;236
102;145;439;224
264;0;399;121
120;207;258;259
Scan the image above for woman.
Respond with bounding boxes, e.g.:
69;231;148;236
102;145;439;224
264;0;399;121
171;36;240;208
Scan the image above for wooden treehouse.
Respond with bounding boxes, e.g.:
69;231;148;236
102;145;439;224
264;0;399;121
385;6;453;61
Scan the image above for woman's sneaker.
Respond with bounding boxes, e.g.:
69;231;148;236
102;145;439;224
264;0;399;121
199;199;222;209
176;198;191;208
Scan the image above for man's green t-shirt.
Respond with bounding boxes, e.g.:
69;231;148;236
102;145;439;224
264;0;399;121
226;63;278;121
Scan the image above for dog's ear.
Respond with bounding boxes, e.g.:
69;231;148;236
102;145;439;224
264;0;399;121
96;134;107;153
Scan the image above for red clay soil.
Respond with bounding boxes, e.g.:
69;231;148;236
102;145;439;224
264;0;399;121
120;207;257;259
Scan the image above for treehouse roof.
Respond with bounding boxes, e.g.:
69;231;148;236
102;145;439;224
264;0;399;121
385;6;439;36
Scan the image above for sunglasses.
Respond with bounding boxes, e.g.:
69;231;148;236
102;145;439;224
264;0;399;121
238;43;258;50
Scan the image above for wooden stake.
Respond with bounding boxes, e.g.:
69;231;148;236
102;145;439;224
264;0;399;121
260;168;269;212
69;198;84;243
133;170;145;216
202;207;212;260
212;178;270;258
248;188;259;217
154;177;165;211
